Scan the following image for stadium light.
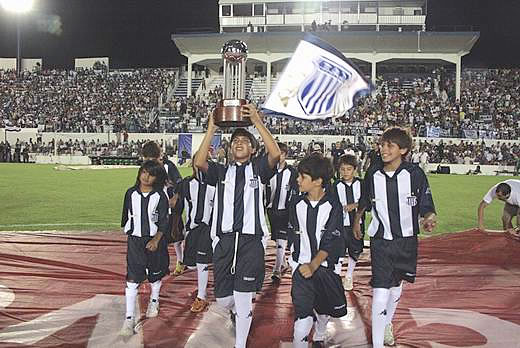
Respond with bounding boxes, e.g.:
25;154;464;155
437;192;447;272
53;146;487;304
0;0;34;13
0;0;34;76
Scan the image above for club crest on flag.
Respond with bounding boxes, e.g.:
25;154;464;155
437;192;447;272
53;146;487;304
262;34;374;121
298;57;351;116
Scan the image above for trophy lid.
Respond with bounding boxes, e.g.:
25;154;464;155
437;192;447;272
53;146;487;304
222;40;248;63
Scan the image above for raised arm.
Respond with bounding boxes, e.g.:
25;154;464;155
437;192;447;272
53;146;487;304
241;104;280;169
194;112;218;173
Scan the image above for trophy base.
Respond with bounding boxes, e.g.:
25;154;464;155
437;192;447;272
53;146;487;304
214;99;251;128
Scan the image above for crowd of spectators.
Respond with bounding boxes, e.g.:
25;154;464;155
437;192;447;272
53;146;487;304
1;67;519;142
0;68;175;133
2;134;518;169
0;138;177;162
413;139;520;166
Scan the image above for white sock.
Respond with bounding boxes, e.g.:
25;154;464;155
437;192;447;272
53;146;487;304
197;263;209;300
346;257;357;278
125;282;139;318
174;241;183;263
216;295;235;312
293;316;313;348
313;313;330;342
234;291;253;348
335;257;345;275
150;280;162;302
372;288;390;348
385;283;403;325
274;239;287;272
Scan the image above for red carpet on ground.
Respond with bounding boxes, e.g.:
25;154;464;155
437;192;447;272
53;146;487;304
0;229;519;347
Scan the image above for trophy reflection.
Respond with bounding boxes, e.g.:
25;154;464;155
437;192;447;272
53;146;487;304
213;40;251;127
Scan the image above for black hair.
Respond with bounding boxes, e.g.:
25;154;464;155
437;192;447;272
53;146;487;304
496;183;511;196
380;126;413;156
135;160;167;191
338;154;358;169
230;128;257;149
141;141;161;159
297;153;334;187
278;142;288;154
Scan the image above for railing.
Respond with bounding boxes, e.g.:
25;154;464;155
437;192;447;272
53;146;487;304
221;13;425;27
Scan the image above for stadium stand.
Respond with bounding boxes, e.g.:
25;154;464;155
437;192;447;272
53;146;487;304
2;67;518;140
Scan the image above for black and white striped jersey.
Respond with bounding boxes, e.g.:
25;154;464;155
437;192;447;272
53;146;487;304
266;163;298;211
204;154;276;238
332;178;363;227
121;186;169;237
359;161;436;240
288;193;344;268
177;176;216;231
164;159;182;193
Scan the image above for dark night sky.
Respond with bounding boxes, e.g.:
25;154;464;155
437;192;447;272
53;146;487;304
0;0;519;69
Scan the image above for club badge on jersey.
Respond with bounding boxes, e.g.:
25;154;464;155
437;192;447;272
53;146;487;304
262;34;374;121
249;177;259;189
407;195;418;207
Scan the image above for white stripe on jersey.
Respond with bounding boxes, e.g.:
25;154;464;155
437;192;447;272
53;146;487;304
293;200;333;267
368;172;393;240
186;180;216;230
336;180;361;226
268;168;292;210
211;162;269;239
295;201;311;263
397;170;414;237
219;166;237;234
124;191;162;237
203;184;216;226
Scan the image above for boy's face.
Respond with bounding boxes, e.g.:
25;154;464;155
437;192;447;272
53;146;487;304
139;169;156;187
380;141;407;165
297;172;322;193
339;164;356;182
231;136;254;162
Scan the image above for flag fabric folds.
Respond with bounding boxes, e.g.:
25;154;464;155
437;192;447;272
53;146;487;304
262;35;373;121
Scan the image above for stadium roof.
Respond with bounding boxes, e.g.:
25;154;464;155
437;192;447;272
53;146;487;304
172;31;479;58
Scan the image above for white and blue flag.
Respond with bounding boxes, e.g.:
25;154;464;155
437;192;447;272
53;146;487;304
262;35;373;121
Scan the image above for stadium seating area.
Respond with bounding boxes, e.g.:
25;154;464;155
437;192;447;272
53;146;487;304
1;66;519;165
0;68;176;132
1;67;519;140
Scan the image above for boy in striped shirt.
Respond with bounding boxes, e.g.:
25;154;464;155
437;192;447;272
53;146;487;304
353;127;436;347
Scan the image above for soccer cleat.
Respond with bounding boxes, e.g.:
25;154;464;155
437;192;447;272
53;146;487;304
120;316;135;336
190;297;209;313
146;299;159;318
173;261;185;276
384;323;395;346
343;276;353;291
271;270;281;281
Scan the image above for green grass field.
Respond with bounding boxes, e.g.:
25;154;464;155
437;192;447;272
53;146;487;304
0;163;510;234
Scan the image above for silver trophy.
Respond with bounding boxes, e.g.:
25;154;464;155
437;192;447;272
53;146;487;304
213;40;251;127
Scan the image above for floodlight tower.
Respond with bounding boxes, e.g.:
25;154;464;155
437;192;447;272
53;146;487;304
0;0;34;76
